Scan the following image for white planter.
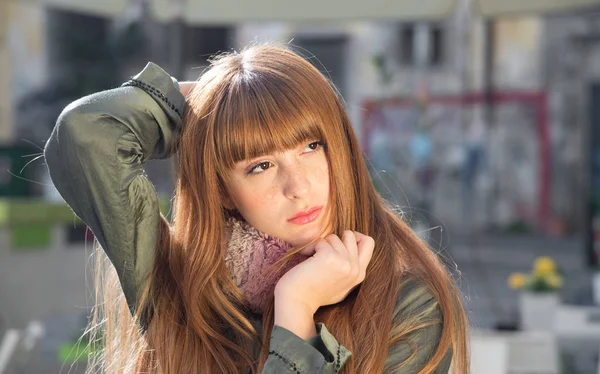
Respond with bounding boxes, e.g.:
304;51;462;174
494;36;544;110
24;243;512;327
519;292;560;331
593;272;600;306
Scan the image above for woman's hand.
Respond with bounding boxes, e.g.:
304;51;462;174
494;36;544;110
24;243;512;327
273;231;374;339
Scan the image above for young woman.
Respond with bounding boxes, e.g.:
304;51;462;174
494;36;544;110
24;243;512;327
44;44;469;373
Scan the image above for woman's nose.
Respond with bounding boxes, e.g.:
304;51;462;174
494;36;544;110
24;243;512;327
283;167;311;200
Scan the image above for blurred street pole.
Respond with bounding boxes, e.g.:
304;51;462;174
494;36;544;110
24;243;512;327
169;0;186;79
457;0;472;104
483;19;495;142
0;1;11;143
414;22;430;89
483;17;496;231
457;0;476;236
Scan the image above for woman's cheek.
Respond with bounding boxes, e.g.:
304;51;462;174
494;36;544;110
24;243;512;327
245;186;278;215
313;161;329;185
264;185;279;200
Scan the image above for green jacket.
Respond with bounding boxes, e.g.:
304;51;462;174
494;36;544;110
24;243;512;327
44;62;452;373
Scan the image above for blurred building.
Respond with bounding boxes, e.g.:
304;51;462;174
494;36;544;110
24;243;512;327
240;4;597;237
2;0;600;233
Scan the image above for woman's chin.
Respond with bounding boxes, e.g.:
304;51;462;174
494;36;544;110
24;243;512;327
283;220;330;253
289;233;327;256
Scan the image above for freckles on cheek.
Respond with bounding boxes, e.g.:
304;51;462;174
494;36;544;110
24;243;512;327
241;186;277;211
263;185;278;200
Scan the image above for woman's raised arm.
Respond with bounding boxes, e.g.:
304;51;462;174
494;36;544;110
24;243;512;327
44;62;186;317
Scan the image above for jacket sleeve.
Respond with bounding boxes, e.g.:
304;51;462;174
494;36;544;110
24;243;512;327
44;62;186;317
262;323;351;373
384;276;453;373
261;276;452;374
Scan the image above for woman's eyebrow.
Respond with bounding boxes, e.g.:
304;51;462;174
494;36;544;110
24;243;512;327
236;143;305;168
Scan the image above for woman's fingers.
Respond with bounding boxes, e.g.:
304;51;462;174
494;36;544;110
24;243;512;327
354;232;375;278
342;230;358;263
324;234;346;254
315;232;372;284
354;231;370;244
276;231;375;311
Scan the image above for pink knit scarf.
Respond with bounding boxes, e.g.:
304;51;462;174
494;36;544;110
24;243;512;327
224;218;309;314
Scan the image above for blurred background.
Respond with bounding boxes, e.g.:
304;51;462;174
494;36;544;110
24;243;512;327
3;0;600;372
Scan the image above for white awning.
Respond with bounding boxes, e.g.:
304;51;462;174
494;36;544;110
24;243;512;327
20;0;600;22
477;0;600;17
150;0;456;23
22;0;457;22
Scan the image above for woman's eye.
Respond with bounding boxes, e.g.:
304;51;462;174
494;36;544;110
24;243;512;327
303;141;325;153
248;161;272;174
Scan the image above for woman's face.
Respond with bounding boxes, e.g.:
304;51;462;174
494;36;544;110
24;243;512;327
224;140;330;250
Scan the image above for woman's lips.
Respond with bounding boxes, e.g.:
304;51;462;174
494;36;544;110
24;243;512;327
287;206;323;225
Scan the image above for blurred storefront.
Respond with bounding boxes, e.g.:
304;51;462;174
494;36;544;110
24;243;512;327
3;0;600;232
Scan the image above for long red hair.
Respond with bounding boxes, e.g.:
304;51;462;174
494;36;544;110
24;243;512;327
87;44;469;374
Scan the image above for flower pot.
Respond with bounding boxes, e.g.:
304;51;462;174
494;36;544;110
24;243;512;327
519;292;559;331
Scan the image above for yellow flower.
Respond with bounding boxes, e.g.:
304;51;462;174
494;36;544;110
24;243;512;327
508;273;527;289
534;256;556;275
546;274;563;289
